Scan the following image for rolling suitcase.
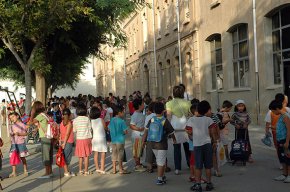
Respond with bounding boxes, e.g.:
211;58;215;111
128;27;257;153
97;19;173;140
230;128;249;166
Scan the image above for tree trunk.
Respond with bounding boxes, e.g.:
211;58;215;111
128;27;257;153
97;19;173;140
24;67;32;114
35;71;46;105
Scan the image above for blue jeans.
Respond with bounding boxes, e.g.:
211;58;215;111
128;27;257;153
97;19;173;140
173;142;190;170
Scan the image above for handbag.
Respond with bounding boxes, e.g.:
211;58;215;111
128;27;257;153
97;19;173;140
170;99;187;130
40;113;53;139
56;147;66;167
10;150;21;166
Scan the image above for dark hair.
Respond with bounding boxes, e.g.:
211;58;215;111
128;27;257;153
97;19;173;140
179;84;185;90
2;99;5;102
173;86;184;98
90;106;101;119
275;93;285;103
222;100;233;109
114;106;124;116
76;103;87;116
191;98;200;105
52;102;59;108
154;102;165;115
148;102;155;113
62;108;71;116
47;111;53;117
198;100;211;115
133;98;143;110
190;103;199;114
9;111;20;118
269;99;283;110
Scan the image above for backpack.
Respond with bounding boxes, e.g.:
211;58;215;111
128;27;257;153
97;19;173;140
216;113;225;130
147;116;165;142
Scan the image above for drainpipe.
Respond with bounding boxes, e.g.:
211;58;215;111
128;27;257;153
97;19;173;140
252;0;260;124
123;50;127;97
152;0;158;98
176;0;183;83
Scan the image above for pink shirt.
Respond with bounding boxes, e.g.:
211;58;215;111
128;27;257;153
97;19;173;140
60;121;74;143
10;122;27;144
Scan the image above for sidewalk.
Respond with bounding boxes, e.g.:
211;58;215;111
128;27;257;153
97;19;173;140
1;123;290;192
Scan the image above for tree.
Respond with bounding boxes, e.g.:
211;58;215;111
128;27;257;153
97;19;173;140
0;0;145;113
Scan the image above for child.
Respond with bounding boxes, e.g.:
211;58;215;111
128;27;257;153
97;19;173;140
108;106;129;174
51;103;62;124
219;100;233;162
59;108;75;177
73;103;92;176
9;112;29;177
269;99;290;183
186;102;199;182
103;100;113;152
187;100;215;192
231;100;253;162
143;102;156;173
143;102;176;185
90;107;107;174
130;98;146;172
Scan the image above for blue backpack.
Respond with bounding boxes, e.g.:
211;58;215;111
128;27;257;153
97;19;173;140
147;116;165;142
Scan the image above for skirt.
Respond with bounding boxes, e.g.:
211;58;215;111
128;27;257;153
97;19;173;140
10;143;29;158
92;137;107;152
75;138;92;157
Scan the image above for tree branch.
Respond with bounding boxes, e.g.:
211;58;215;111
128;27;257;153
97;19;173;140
1;37;26;70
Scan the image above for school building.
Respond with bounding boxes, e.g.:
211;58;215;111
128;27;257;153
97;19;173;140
93;0;290;124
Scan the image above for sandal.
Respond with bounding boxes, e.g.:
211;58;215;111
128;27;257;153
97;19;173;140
23;171;29;177
96;170;106;175
9;172;17;178
83;171;92;176
110;171;117;174
214;170;222;177
78;171;84;176
119;169;131;175
189;176;196;182
146;169;153;173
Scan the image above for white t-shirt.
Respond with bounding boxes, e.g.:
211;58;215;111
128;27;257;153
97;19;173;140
264;107;290;123
104;107;113;122
186;116;214;147
130;111;145;139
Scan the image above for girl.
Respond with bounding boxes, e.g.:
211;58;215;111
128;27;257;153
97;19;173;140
60;108;75;177
9;112;29;177
73;103;92;176
90;107;107;174
31;101;53;178
231;100;253;163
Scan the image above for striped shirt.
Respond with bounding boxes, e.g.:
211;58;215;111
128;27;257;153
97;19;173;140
73;116;92;140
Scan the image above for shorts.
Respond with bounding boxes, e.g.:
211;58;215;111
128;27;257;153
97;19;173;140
10;143;29;158
40;137;53;166
132;138;143;158
277;140;290;165
112;144;124;162
145;143;156;164
194;143;213;169
63;143;73;165
152;149;167;166
220;128;229;145
190;151;195;166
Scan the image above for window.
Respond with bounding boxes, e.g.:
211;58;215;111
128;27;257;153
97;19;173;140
157;8;161;39
271;6;290;84
142;11;148;50
232;24;249;88
209;35;223;90
183;0;190;24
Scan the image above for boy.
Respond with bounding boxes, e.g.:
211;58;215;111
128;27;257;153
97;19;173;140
108;106;130;174
186;100;215;192
142;102;176;185
51;103;62;124
269;99;290;183
130;98;146;171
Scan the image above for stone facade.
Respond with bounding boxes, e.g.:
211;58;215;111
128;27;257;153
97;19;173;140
94;0;290;124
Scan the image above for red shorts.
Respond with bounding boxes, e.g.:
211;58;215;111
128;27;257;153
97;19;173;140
190;151;195;166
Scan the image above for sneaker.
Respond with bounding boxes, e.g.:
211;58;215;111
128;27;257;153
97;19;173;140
174;169;180;175
190;183;202;192
206;182;214;191
162;175;167;183
274;174;286;181
284;176;290;183
38;174;52;179
156;179;165;185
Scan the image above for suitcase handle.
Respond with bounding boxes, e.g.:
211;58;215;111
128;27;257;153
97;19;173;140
235;127;248;140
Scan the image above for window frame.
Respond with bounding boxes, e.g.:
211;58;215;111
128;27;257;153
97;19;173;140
209;35;223;90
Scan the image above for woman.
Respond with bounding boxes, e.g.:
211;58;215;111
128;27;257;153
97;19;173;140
166;86;191;175
30;101;53;178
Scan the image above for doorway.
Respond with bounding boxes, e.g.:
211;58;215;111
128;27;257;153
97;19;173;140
284;61;290;106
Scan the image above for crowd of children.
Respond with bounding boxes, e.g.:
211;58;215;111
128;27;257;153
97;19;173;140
0;89;289;191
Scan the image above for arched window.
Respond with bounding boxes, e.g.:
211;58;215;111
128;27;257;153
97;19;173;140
207;34;223;90
229;24;249;88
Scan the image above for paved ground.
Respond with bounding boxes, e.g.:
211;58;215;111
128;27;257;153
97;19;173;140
1;121;290;192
